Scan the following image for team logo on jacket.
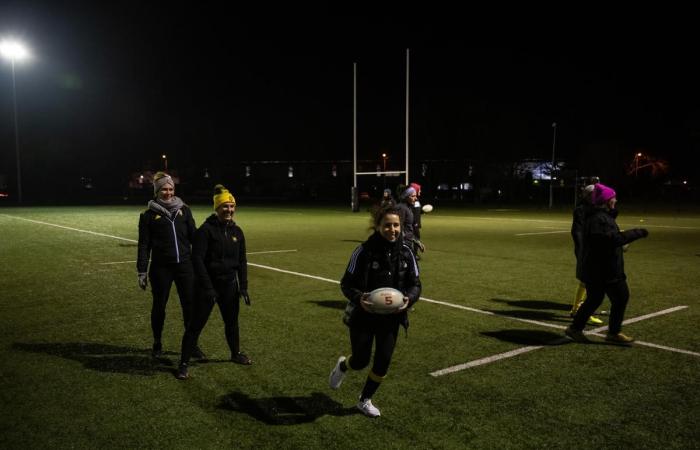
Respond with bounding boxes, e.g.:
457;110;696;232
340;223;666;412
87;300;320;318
371;261;379;269
402;261;408;269
232;236;238;242
155;215;161;220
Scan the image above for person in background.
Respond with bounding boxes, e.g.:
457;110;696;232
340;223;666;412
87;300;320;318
177;184;252;380
379;188;395;208
329;204;421;417
137;172;204;359
409;182;425;257
570;184;603;325
565;183;649;345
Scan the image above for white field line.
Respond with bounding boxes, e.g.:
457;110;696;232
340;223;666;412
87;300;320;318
5;214;696;362
430;305;691;377
432;215;700;230
248;249;298;255
1;214;138;242
247;262;340;284
98;249;298;265
515;230;569;236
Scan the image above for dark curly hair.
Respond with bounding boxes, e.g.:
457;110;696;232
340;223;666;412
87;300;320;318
369;203;402;231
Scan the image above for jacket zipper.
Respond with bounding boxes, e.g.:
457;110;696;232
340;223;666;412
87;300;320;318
169;217;180;263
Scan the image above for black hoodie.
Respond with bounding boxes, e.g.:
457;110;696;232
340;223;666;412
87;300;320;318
192;214;248;296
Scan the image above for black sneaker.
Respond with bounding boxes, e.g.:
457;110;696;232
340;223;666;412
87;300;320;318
176;363;189;380
231;352;253;365
192;346;207;360
151;342;163;358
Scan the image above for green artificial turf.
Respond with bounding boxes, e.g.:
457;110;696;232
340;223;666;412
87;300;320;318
0;205;698;449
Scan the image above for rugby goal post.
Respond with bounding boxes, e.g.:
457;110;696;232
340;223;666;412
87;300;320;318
351;49;410;212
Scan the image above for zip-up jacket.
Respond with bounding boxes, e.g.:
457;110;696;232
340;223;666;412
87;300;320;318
341;232;421;329
192;214;248;297
571;202;592;280
580;207;647;284
137;206;196;273
396;202;415;241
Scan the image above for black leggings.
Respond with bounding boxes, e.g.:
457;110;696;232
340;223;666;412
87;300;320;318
348;323;399;377
148;262;194;342
180;278;240;364
573;279;630;334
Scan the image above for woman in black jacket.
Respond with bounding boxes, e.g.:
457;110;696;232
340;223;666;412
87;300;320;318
570;184;602;325
137;172;203;358
328;204;421;417
565;183;648;344
177;185;251;380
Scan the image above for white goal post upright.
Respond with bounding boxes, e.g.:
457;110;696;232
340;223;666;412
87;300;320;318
404;48;409;187
351;49;410;211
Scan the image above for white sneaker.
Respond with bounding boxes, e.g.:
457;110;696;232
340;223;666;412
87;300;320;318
329;356;346;389
356;397;381;418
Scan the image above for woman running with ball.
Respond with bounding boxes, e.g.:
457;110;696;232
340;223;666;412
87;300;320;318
329;204;421;418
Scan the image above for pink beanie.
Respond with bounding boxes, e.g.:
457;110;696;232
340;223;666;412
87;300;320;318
592;183;616;205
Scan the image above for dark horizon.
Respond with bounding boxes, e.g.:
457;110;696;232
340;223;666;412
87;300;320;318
1;4;699;202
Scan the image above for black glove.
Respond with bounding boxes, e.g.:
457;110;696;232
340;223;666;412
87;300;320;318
638;228;649;238
138;273;148;290
241;290;251;306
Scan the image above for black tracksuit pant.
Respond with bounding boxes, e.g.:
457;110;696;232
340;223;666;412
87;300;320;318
149;262;194;342
348;322;400;400
180;277;241;364
573;279;630;334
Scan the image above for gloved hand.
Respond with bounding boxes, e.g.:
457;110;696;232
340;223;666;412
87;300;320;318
415;239;426;253
205;289;217;303
638;228;649;238
138;273;148;290
241;290;251;306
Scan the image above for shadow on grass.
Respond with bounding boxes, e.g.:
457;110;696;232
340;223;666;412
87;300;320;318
491;298;571;311
481;329;569;346
12;342;175;376
308;299;346;310
488;298;574;323
218;391;357;425
118;243;137;247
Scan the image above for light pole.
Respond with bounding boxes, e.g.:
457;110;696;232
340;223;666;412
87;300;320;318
381;153;388;171
1;38;30;204
549;122;557;209
162;154;168;170
634;152;642;177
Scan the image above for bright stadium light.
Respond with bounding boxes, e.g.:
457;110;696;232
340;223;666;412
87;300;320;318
0;39;31;62
1;38;32;204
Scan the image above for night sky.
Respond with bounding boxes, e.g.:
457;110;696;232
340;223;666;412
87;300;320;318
1;3;699;199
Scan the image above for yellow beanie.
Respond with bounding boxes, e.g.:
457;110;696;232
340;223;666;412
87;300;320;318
213;184;236;210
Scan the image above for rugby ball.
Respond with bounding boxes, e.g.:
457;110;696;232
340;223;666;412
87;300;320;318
366;287;405;314
422;204;434;213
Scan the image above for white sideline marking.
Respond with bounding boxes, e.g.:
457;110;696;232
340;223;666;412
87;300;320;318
430;346;544;376
515;230;569;236
4;214;696;364
247;262;340;284
419;297;566;330
431;215;700;230
98;250;298;265
430;306;692;376
248;249;298;255
1;214;138;242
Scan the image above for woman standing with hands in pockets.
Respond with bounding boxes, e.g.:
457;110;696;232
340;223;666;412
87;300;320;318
328;204;421;417
177;184;252;380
